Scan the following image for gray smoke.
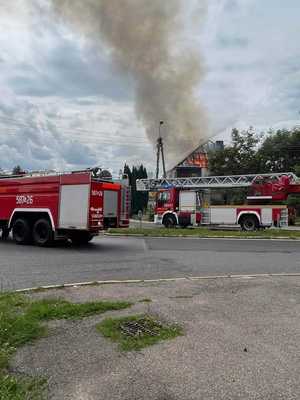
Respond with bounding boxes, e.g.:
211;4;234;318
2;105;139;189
52;0;208;164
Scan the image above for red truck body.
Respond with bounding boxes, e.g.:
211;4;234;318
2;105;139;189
154;188;291;230
0;171;130;245
250;175;300;200
138;173;300;231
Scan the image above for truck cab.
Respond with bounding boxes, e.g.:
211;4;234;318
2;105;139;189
155;188;201;227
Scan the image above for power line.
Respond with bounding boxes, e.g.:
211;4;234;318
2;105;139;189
0;130;153;148
0;115;150;143
0;136;152;148
0;126;152;146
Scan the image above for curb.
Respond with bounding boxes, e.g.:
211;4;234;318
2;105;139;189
15;273;300;293
130;219;155;225
105;233;300;241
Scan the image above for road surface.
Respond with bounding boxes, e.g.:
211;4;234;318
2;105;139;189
0;236;300;290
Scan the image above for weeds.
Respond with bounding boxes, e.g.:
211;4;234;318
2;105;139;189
0;292;132;399
97;314;183;351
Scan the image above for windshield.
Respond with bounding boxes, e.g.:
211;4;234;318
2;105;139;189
157;191;170;207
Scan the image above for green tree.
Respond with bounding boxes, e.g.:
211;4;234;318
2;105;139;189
256;127;300;173
123;164;148;215
209;126;300;176
294;165;300;177
12;165;23;175
208;127;260;176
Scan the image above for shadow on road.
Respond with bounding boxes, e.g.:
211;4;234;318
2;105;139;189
0;237;104;252
0;234;144;256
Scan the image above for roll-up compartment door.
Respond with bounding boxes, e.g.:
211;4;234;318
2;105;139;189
104;190;118;217
180;191;197;211
59;184;89;229
210;207;236;224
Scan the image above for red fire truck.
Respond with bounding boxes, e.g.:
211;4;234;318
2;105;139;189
0;170;130;246
137;172;300;231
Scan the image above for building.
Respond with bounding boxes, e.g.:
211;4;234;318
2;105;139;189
168;141;224;178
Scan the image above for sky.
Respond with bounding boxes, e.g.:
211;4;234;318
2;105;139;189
0;0;299;173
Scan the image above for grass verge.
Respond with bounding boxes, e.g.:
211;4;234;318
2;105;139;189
0;375;47;400
26;298;132;321
108;227;300;240
97;314;183;351
0;292;132;399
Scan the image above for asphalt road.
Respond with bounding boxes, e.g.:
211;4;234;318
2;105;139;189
0;236;300;291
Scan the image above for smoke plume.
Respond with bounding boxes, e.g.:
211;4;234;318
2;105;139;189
52;0;208;164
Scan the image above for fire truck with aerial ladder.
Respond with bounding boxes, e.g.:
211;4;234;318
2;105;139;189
136;172;300;231
0;168;130;246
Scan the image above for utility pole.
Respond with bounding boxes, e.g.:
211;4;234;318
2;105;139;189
156;137;161;180
156;121;167;179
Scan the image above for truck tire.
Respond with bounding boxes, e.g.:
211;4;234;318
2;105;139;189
163;214;176;228
33;219;53;247
240;215;259;232
12;218;32;245
71;232;93;246
1;228;10;240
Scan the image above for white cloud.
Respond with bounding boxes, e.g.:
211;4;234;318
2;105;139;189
200;0;300;138
0;0;299;173
0;0;153;173
0;93;155;171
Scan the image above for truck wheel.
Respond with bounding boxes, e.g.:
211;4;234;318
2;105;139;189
12;218;32;245
71;232;93;246
1;228;10;240
240;215;258;232
163;214;176;229
33;219;53;247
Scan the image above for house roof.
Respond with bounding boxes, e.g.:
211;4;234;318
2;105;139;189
167;140;211;173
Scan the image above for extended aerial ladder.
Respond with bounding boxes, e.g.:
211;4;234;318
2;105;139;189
136;172;299;192
136;172;300;230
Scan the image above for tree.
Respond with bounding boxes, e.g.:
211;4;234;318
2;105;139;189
208;127;260;176
123;164;148;215
123;163;132;184
209;126;300;176
12;165;23;175
256;127;300;173
294;165;300;177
